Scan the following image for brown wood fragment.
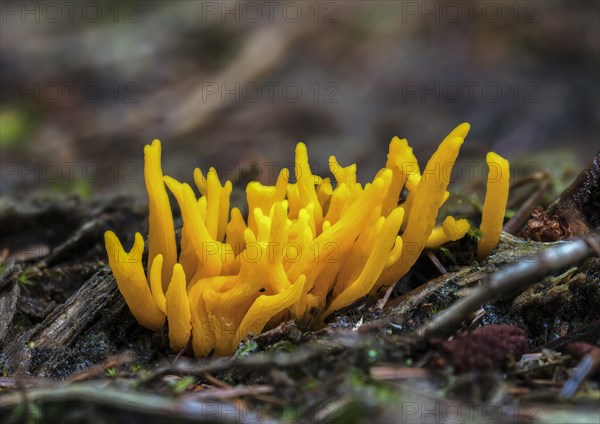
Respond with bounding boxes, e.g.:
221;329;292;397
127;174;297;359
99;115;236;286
520;153;600;240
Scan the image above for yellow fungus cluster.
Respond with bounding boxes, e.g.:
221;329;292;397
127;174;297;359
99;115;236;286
104;123;509;356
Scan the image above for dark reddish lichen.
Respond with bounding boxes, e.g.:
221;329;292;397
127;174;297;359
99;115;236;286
442;324;528;373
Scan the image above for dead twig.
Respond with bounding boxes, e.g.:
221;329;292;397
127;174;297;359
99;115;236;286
370;366;433;381
0;377;54;390
503;171;551;234
140;346;325;387
66;351;136;383
0;384;272;424
202;372;252;413
560;354;600;399
426;251;447;275
187;385;273;400
375;284;396;310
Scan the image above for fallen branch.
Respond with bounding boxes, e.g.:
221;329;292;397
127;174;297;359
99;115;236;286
560;354;600;399
0;384;273;424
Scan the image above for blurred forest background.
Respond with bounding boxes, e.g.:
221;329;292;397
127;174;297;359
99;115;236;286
1;0;598;202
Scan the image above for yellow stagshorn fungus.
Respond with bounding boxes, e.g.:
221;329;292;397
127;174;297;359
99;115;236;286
477;152;510;259
104;123;510;356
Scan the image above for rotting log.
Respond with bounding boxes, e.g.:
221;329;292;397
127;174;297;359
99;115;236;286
0;266;162;378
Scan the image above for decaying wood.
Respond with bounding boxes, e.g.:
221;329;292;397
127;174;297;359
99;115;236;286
547;153;600;230
520;153;600;240
0;267;161;378
416;234;600;340
382;232;543;319
0;276;19;344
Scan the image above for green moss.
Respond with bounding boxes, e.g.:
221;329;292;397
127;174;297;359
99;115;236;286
265;340;298;353
467;226;484;240
129;364;143;373
439;247;459;266
170;376;197;394
430;305;441;315
233;340;259;358
349;369;403;404
17;269;37;289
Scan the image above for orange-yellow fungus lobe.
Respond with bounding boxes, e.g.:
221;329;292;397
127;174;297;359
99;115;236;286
105;231;165;331
426;216;471;249
477;152;510;259
144;140;177;289
165;264;192;352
